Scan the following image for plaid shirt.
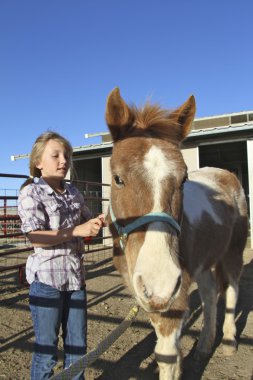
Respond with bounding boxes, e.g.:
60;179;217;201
18;177;92;291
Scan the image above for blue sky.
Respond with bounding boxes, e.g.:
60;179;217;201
1;0;253;190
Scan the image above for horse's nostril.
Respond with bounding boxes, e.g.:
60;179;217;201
143;284;151;299
135;274;152;299
172;276;181;298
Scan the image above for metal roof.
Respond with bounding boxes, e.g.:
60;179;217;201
73;141;113;153
189;122;253;137
11;122;253;161
73;122;253;155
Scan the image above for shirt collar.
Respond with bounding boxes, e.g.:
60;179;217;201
35;177;70;195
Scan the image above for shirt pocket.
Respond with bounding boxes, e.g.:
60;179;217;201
71;202;81;211
69;202;82;225
44;201;63;229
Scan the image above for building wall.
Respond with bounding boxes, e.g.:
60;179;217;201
181;147;199;171
101;156;112;243
247;140;253;248
102;156;111;187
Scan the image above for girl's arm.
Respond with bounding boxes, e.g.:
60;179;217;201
28;214;105;248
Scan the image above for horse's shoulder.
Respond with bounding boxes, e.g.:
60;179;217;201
183;167;232;226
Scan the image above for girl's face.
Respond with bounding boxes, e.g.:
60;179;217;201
36;139;71;180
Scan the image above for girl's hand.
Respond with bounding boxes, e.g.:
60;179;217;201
74;214;106;238
27;214;107;247
98;213;107;227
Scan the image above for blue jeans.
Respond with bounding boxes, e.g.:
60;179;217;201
29;281;87;380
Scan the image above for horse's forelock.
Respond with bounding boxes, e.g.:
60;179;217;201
126;103;183;143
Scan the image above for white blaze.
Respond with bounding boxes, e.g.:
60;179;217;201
143;145;177;211
133;145;181;307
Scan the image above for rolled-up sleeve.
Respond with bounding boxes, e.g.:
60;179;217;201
18;186;46;234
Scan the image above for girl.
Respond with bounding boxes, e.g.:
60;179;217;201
18;131;104;380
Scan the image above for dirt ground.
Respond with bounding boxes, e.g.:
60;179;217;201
0;249;252;380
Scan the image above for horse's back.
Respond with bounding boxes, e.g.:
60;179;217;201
181;167;248;276
186;166;248;219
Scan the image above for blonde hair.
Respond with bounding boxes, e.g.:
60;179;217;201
21;131;73;189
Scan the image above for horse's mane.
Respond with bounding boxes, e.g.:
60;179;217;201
124;103;183;143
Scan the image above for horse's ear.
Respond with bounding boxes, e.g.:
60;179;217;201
170;95;196;140
105;88;134;141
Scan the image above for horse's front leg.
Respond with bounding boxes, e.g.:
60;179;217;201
195;269;217;356
150;312;184;380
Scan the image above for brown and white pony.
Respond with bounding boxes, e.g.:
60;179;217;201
105;88;248;380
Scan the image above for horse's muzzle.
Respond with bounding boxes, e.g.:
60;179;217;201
133;273;182;313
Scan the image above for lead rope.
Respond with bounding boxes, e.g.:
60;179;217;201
49;305;139;380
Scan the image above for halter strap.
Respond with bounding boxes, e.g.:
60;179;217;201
109;204;181;251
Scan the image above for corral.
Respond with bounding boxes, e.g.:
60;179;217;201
0;174;253;379
0;248;253;379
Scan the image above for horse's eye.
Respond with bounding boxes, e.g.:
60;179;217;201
114;175;125;187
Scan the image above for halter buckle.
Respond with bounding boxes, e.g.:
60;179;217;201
119;231;128;251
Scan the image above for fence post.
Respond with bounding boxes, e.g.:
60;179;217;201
3;197;7;238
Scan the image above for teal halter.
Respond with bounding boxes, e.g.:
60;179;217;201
109;204;181;251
